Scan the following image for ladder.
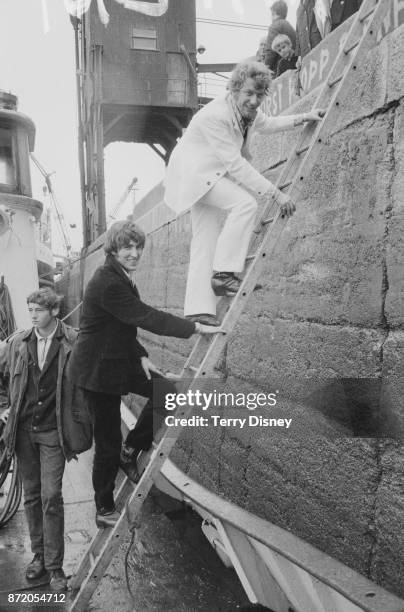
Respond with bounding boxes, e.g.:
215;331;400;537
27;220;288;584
69;2;390;609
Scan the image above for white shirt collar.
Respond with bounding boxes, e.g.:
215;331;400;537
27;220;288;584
34;321;58;343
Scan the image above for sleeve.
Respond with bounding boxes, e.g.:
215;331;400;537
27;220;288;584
200;111;278;198
295;21;301;57
0;339;12;400
264;25;281;70
254;110;304;133
101;281;196;339
132;337;148;359
0;340;8;376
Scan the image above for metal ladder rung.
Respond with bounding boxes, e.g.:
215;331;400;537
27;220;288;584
245;254;256;262
279;181;292;190
360;5;376;22
328;73;344;88
261;217;274;226
344;39;360;54
187;365;199;373
275;157;288;166
296;145;309;156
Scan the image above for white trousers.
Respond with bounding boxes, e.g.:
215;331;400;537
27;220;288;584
184;177;258;316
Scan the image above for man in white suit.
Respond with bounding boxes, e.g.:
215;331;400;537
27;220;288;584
164;60;324;326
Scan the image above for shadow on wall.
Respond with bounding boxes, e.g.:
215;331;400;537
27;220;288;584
303;378;403;438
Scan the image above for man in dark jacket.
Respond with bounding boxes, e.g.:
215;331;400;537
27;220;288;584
264;0;297;72
68;220;219;528
295;0;322;60
331;0;363;31
0;288;92;592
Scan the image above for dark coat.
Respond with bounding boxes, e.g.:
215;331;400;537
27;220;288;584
275;54;298;78
0;322;92;461
331;0;363;31
295;0;322;58
68;254;196;395
264;18;297;72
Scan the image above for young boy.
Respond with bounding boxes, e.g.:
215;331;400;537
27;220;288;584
271;33;298;77
68;220;220;528
0;288;91;591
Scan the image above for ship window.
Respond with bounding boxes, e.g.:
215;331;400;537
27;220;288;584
0;126;17;189
131;28;157;51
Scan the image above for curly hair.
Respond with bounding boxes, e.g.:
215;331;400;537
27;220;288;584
271;33;292;51
104;220;146;254
228;61;272;94
26;288;63;311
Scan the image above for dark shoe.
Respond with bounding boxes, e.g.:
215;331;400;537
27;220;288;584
186;314;221;326
211;272;241;296
95;507;121;528
120;443;139;465
120;456;141;483
49;568;67;592
26;553;46;581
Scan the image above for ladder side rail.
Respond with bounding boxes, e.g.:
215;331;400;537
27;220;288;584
185;1;390;379
277;0;379;179
69;476;134;591
182;2;383;378
246;0;389;291
254;0;384;237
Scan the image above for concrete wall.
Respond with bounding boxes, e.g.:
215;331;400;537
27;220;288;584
128;20;404;597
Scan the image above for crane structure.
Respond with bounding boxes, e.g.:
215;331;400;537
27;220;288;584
107;177;138;225
30;154;72;259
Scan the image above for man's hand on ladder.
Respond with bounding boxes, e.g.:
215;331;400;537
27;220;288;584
302;108;327;123
276;190;296;218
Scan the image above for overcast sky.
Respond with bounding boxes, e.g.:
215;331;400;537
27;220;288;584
0;0;299;252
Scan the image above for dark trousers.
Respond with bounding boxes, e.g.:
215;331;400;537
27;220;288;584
15;428;65;570
85;372;175;512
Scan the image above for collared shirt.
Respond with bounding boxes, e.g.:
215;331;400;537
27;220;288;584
122;267;134;286
35;323;58;371
19;324;61;432
228;93;255;139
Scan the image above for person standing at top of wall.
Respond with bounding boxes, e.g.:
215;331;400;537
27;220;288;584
271;34;298;78
255;37;268;63
264;1;297;73
295;0;322;63
164;60;325;326
331;0;363;30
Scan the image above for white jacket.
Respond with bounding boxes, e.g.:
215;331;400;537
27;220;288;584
164;93;301;214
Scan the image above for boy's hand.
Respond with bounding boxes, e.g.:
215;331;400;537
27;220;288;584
195;323;225;335
140;356;163;380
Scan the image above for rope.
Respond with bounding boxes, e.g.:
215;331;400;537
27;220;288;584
61;301;83;322
0;418;22;528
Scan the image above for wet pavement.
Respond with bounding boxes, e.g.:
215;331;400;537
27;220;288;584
0;447;252;612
